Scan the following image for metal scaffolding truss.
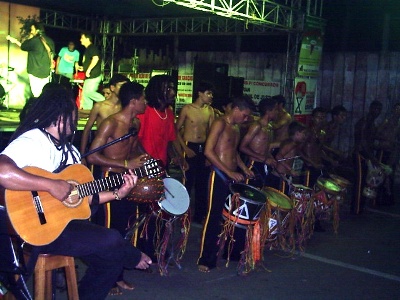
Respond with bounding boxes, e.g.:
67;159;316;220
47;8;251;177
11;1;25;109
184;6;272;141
162;0;324;31
41;0;324;36
110;17;297;36
40;1;324;90
40;10;100;32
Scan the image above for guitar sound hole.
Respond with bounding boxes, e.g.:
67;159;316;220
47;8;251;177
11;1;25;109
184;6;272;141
63;181;82;208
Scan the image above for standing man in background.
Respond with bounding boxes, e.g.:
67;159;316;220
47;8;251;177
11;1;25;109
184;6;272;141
79;32;104;110
270;95;292;152
56;41;80;87
80;74;129;163
175;81;215;224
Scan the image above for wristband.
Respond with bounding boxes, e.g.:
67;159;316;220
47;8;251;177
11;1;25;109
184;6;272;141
113;189;121;200
91;193;100;206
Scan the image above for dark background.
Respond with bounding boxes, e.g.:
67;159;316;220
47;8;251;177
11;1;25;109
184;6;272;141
6;0;400;53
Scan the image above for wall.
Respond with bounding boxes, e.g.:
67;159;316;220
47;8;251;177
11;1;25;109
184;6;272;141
317;51;400;155
173;50;400;155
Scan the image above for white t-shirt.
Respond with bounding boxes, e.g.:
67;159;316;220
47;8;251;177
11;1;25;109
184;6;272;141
1;128;80;172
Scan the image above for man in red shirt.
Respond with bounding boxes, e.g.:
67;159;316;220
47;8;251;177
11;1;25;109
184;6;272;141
137;75;187;169
135;75;187;267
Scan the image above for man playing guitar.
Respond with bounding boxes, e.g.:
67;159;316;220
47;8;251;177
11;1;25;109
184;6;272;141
0;84;152;299
7;21;55;97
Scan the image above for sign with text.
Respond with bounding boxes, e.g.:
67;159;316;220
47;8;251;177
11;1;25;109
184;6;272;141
243;80;281;104
176;74;193;114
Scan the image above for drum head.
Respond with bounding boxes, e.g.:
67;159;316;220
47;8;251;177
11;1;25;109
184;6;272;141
263;187;293;210
329;174;351;188
292;184;312;191
317;178;342;195
229;183;266;205
160;178;189;216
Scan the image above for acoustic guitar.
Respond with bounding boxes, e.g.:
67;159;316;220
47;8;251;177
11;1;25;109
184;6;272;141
5;159;163;246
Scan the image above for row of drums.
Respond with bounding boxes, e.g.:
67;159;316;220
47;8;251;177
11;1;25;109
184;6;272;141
223;174;351;251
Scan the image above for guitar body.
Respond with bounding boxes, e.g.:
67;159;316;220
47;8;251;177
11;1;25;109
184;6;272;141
5;164;93;246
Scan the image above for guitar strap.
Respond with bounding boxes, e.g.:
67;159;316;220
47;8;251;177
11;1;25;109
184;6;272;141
39;35;54;79
39;129;79;173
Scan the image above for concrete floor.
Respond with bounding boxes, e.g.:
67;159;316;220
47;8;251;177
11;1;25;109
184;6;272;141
44;195;399;300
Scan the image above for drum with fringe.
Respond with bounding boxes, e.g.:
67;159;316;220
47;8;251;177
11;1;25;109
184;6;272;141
262;187;294;241
222;183;266;229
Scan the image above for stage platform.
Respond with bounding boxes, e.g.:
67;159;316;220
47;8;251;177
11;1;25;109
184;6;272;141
0;108;93;151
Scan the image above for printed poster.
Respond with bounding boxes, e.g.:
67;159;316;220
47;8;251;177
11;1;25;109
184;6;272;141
298;17;326;77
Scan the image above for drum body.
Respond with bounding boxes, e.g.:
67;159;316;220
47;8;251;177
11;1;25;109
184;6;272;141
156;178;190;219
126;177;164;203
291;184;313;214
290;184;315;246
314;178;342;213
262;187;293;237
223;183;266;229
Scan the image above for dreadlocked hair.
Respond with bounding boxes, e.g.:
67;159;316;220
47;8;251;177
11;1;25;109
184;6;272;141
145;75;173;109
11;83;78;168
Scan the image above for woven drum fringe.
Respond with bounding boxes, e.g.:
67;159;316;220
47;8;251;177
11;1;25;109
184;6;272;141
154;210;191;276
217;193;264;275
217;193;240;267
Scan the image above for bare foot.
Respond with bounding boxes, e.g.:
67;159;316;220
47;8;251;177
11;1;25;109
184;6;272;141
198;265;210;273
108;286;122;296
116;280;135;290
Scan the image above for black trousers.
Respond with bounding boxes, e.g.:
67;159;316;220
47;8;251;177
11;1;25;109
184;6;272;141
183;142;210;223
34;220;141;300
197;168;229;269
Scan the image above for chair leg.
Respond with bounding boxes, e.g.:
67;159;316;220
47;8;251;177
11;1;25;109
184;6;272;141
34;266;46;300
32;255;79;300
64;257;79;300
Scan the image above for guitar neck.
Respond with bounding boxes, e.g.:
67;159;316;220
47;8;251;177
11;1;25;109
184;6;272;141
77;160;162;198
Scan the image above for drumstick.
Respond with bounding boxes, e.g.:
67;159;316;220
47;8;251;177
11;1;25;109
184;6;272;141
164;186;175;198
276;156;300;162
